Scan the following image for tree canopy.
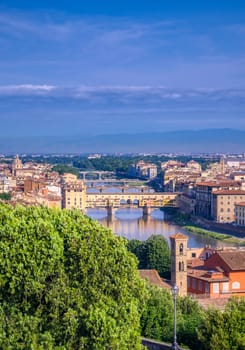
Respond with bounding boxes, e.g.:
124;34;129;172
198;297;245;350
0;192;11;201
0;203;147;349
140;285;205;349
127;235;170;278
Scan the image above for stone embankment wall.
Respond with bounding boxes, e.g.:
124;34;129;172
142;338;185;350
191;216;245;238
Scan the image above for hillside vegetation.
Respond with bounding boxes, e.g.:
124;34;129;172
0;204;147;349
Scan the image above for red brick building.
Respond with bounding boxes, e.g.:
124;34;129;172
187;249;245;298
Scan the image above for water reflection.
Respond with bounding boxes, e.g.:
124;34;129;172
86;208;230;248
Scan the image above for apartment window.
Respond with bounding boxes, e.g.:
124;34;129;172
198;280;203;291
192;279;196;289
205;282;209;293
187;277;190;287
232;281;240;289
222;282;229;293
213;283;219;294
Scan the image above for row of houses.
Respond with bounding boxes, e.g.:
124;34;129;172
180;180;245;224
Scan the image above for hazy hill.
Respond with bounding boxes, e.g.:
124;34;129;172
0;129;245;153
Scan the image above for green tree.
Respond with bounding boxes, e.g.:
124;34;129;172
140;285;173;342
145;235;170;279
198;298;245;350
52;164;80;177
141;287;204;349
0;203;147;349
0;192;11;200
177;296;204;349
127;235;170;278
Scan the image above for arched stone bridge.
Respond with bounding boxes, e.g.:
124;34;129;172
86;192;179;209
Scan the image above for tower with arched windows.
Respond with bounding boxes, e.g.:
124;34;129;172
170;233;188;296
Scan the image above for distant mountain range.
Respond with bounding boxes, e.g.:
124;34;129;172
1;129;245;154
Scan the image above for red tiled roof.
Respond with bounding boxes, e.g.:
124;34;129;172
138;270;171;289
217;250;245;271
170;233;188;240
236;202;245;207
212;190;245;195
197;181;240;187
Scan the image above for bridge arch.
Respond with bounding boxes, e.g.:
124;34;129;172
120;199;127;206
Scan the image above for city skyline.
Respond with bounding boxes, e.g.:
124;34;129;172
0;1;245;148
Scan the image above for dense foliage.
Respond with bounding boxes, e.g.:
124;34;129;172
127;235;170;278
198;298;245;350
141;284;245;350
19;154;216;174
52;164;80;177
141;285;174;342
0;192;11;201
0;203;147;349
141;285;205;349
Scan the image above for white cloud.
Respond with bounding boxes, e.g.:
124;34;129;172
0;85;244;106
0;84;56;95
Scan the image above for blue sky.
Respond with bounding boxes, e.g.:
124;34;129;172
0;0;245;137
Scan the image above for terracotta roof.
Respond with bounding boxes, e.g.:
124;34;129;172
170;233;188;240
197;181;240;187
213;190;245;195
236;202;245;207
138;270;171;289
187;268;229;282
217;250;245;271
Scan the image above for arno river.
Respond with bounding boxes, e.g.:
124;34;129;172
86;207;231;249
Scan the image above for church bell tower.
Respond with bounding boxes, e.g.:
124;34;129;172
170;233;188;296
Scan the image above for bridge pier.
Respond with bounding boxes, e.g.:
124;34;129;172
142;205;154;217
106;205;115;218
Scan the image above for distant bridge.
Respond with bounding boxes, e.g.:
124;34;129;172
80;171;115;180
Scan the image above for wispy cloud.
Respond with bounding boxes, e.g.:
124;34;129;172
0;85;245;110
0;84;56;95
0;10;245;89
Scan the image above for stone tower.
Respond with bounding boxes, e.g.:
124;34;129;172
170;233;188;296
220;157;225;175
12;154;23;176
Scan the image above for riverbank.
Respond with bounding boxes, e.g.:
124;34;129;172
164;211;245;246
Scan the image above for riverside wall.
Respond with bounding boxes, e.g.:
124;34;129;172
142;338;185;350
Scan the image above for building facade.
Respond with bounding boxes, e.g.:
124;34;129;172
61;174;87;211
212;190;245;223
187;249;245;298
235;202;245;226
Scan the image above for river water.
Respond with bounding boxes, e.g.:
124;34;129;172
86;207;230;249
